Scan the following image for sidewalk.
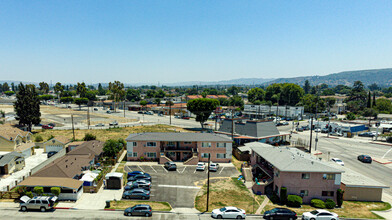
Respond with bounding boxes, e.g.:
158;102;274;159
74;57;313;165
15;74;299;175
372;193;392;219
0;202;19;209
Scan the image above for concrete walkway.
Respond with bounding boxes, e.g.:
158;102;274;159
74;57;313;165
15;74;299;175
255;196;270;214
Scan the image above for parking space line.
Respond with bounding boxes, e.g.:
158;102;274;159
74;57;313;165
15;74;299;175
161;165;168;173
193;169;197;174
138;165;145;172
158;184;200;189
219;167;225;175
150;165;157;173
181;167;186;173
124;166;132;172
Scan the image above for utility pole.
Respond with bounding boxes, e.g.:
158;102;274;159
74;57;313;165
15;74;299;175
206;153;211;212
71;114;75;141
215;108;218;131
124;100;126;118
87;106;90;129
169;103;172;125
314;103;318;151
309;116;313;154
231;108;235;140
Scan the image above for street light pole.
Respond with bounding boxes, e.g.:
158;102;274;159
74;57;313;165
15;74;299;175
206;153;211;212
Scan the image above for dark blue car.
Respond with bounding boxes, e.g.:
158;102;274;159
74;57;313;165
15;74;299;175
127;171;151;179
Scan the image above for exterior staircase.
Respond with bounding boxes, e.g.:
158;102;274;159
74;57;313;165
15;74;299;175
184;153;199;165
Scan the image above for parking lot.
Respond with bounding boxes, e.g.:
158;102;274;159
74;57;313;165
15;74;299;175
124;164;239;208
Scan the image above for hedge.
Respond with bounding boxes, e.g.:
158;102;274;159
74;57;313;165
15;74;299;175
33;187;43;196
337;189;344;207
50;187;61;196
287;195;302;207
280;187;287;205
311;199;325;208
325;199;336;209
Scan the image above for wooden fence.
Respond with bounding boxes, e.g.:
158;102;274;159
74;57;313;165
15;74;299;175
0;191;20;199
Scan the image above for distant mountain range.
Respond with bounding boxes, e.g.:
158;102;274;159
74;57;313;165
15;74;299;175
1;68;391;87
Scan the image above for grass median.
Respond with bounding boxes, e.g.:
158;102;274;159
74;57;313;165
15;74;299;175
195;177;260;214
108;200;172;211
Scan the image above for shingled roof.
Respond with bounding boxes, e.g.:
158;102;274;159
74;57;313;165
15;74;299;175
0;125;30;141
45;136;71;145
68;140;104;156
126;132;232;142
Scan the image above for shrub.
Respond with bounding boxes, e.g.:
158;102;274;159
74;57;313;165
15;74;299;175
50;187;61;196
325;199;336;209
83;133;96;141
15;186;27;196
346;112;356;120
337;189;344;207
269;193;280;204
287;195;302;208
280;187;288;205
311;199;326;208
34;135;43;142
47;135;55;141
25;191;33;198
33;187;43;195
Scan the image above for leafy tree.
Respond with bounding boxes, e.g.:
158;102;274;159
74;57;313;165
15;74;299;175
38;95;53;101
74;97;88;110
247;88;265;104
303;80;311;94
334;85;351;94
54;82;64;101
368;83;380;91
280;187;287;205
109;81;125;112
76;82;87;98
346;81;367;113
140;100;148;108
34;135;43;142
98;83;106;95
39;82;49;94
346;112;356;120
375;98;392;113
228;95;244;109
2;82;9;92
155;89;166;98
367;91;372;108
126;89;141;102
14;83;41;131
11;82;15;92
85;90;97;101
218;97;229;106
299;94;326;113
362;108;378;118
103;139;123;158
337;189;344;207
321;88;335;96
146;90;156;98
187;98;219;129
4;91;15;96
227;86;239;96
60;96;74;103
265;84;282;104
280;83;304;106
155;98;161;106
83;133;96;141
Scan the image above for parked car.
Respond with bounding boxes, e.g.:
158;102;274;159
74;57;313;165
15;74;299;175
48;123;56;127
302;125;310;131
263;207;297;220
138;111;144;114
93;108;98;111
196;162;206;171
331;158;344;166
164;161;177;171
127;174;151;182
124;204;152;217
314;128;321;132
41;124;53;129
209;163;219;172
19;196;58;212
321;128;329;133
329;132;343;137
109;121;118;126
296;127;304;132
144;111;153;115
358;155;372;163
358;132;376;137
158;113;164;117
106;110;111;114
182;116;190;120
127;171;150;179
122;188;150;200
95;123;104;127
47;151;57;158
302;209;339;220
211;206;246;219
125;179;151;190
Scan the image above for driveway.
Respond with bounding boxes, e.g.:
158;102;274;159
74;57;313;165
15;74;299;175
125;164;239;208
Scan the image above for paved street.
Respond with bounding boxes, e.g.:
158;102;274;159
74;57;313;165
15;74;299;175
278;123;392;197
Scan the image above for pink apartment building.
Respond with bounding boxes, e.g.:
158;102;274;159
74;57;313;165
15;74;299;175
125;133;233;164
247;142;343;203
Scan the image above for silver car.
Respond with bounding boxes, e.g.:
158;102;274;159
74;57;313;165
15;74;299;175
20;196;58;212
211;206;246;219
209;163;219;172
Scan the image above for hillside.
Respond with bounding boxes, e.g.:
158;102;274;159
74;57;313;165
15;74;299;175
264;68;392;86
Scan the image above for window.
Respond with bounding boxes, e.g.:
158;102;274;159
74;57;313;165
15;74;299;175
202;142;211;147
127;152;133;157
146;152;156;158
146;142;156;147
216;153;226;159
275;170;280;177
201;153;210;158
217;143;226;148
300;190;309;196
302;173;310;179
16;140;20;145
132;142;137;147
167;141;175;147
184;142;192;144
323;174;335;180
322;191;334;197
133;152;138;157
42;200;48;204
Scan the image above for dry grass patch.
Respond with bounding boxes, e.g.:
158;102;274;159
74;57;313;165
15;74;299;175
195;177;259;214
32;124;190;142
109;200;171;211
263;200;391;219
231;156;244;172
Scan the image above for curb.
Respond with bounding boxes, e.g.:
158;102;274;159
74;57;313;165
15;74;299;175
370;141;392;147
54;207;78;210
372;159;392;165
314;152;323;155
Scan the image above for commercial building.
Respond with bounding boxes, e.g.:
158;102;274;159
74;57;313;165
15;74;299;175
243;104;304;119
126;132;232;164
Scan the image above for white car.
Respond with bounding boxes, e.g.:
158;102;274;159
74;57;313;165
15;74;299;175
331;158;344;166
315;128;321;132
211;206;246;219
196;162;206;171
302;209;339;220
209;163;219;172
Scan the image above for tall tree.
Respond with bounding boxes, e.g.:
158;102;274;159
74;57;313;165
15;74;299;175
368;83;380;91
373;92;376;106
74;97;88;110
227;86;239;96
280;83;304;106
346;81;367;113
109;81;125;112
11;83;15;92
304;80;311;94
367;91;372;108
76;82;87;98
228;95;244;109
39;82;49;94
247;87;265;104
54;82;64;101
126;89;141;102
265;84;282;104
14;83;41;131
2;82;10;92
187;98;219;129
98;83;106;95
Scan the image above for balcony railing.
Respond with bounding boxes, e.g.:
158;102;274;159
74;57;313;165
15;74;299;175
161;146;196;152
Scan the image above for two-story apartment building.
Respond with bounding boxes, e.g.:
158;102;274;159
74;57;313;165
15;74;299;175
247;142;343;203
125;133;232;164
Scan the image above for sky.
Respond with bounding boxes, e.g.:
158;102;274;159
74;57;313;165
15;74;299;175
1;1;392;85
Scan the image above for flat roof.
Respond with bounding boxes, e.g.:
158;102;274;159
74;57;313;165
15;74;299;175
19;177;83;189
247;142;343;173
126;132;232;142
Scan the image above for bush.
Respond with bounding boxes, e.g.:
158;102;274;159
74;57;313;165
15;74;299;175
50;187;61;196
33;187;43;196
287;195;302;207
34;135;43;142
83;133;96;141
269;193;280;204
325;199;336;209
280;187;288;205
337;189;344;207
47;135;55;141
346;112;356;120
311;199;326;208
25;191;33;198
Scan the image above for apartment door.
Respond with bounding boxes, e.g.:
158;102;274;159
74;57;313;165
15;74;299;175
176;152;180;161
